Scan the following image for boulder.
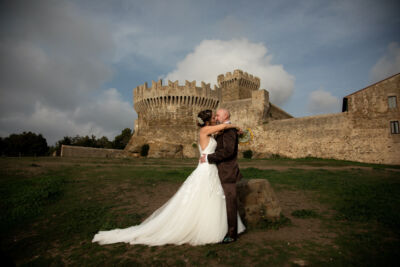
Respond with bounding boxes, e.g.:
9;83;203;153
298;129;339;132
237;179;281;225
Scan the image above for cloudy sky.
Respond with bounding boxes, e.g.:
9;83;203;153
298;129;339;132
1;0;399;145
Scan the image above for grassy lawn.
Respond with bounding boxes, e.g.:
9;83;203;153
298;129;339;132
0;157;399;266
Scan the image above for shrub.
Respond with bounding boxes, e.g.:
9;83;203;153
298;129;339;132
243;150;253;159
140;144;150;157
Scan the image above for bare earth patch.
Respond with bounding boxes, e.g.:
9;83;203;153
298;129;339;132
102;181;337;246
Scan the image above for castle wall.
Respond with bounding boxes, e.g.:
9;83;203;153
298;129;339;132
61;145;126;158
126;69;399;164
221;89;270;127
243;112;400;164
268;103;293;120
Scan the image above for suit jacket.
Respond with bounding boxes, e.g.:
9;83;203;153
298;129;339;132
208;128;243;184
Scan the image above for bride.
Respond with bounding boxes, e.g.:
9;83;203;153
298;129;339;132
92;109;246;246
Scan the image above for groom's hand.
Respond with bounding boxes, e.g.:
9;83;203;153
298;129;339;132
199;154;206;163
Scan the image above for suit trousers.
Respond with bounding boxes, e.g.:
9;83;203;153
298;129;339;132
221;182;237;239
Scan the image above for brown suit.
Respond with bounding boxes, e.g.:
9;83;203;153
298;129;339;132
207;128;243;239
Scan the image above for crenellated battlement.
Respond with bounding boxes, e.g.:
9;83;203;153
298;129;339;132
217;69;260;90
133;79;221;113
134;79;220;103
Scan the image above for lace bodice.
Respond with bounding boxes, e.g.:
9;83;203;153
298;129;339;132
199;137;217;154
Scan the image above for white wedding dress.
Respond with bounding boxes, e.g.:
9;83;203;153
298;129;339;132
92;136;245;246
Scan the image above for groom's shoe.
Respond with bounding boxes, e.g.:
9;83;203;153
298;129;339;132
222;236;236;244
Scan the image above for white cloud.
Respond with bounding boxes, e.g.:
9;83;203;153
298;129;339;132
370;42;400;83
163;39;295;105
307;89;341;114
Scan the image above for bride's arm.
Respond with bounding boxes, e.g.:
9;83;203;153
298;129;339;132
200;124;240;136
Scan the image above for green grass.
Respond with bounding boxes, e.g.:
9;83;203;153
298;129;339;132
241;167;400;233
239;156;400;169
0;157;399;266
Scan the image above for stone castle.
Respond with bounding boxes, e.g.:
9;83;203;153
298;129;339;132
125;69;292;158
125;70;400;165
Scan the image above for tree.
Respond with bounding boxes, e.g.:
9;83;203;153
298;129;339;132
112;128;133;149
0;132;49;156
96;136;112;149
0;137;5;156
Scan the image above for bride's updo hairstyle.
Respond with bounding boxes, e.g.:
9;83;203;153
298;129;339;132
197;110;212;127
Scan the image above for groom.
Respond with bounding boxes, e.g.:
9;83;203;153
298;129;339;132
200;108;243;243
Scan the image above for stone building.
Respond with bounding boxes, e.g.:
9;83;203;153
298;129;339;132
241;72;400;165
125;70;400;165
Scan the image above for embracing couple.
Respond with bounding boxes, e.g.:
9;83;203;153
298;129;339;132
92;108;245;246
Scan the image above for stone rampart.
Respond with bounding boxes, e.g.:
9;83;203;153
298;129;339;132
61;145;126;158
242;112;400;164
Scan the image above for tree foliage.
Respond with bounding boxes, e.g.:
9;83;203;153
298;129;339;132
54;128;133;155
112;128;133;149
0;131;49;156
1;128;133;157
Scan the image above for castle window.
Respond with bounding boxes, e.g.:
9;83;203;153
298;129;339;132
390;121;399;134
342;97;348;112
388;96;397;108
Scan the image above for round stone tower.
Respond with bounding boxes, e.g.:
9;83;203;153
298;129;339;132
125;79;220;157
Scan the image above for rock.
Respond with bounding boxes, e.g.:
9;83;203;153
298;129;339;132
237;179;281;225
